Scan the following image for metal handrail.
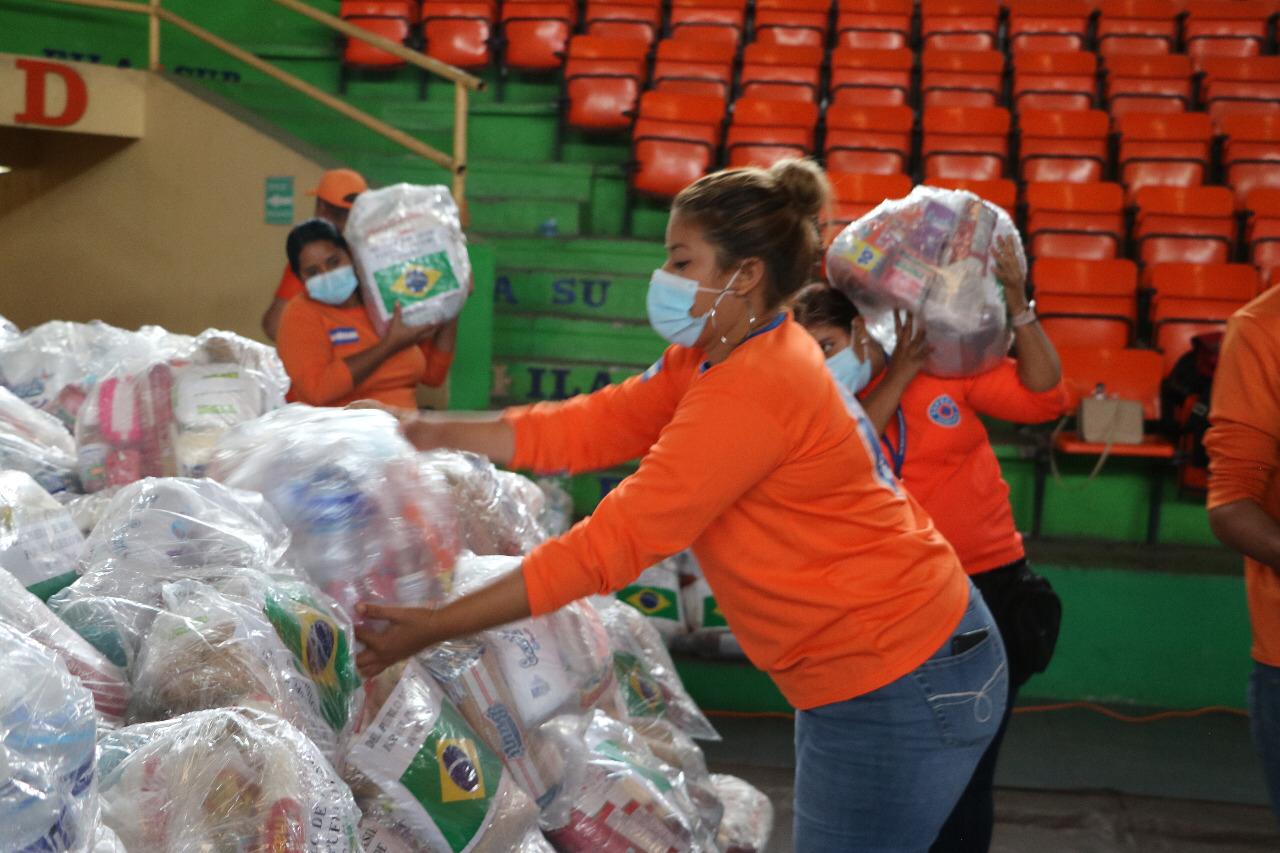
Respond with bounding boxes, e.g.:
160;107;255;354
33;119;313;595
37;0;479;209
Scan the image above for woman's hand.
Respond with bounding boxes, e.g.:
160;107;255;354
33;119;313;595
993;236;1029;316
887;311;931;383
382;303;443;353
354;602;434;679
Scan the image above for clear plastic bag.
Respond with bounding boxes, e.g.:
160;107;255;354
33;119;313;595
826;186;1022;378
616;557;687;643
0;621;101;853
56;488;120;536
539;710;708;853
209;406;461;624
96;707;362;852
420;450;547;556
49;478;295;670
0;470;85;599
0;568;129;729
0;385;75;456
128;572;363;761
346;660;542;853
0;313;16;339
346;183;472;336
0;320;140;426
593;596;718;741
534;478;574;538
710;775;773;853
0;424;80;496
678;555;746;661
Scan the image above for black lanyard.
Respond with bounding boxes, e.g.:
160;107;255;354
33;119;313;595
881;407;907;478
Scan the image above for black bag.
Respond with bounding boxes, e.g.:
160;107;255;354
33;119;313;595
975;561;1062;689
1160;332;1224;494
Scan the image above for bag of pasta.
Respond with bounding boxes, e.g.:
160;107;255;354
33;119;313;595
826;185;1022;378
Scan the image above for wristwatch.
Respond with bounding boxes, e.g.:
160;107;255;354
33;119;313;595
1010;300;1038;328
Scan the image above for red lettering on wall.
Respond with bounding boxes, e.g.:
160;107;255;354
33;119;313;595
14;59;88;127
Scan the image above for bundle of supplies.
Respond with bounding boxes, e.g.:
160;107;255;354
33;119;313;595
0;568;130;728
422;555;613;808
0;388;79;495
0;470;85;600
615;556;686;643
710;775;774;853
0;320;139;425
539;710;711;853
677;554;746;661
49;477;295;670
345;183;472;336
74;330;288;492
209;406;461;622
345;660;542;853
826;185;1023;378
419;450;549;556
0;622;101;853
128;571;362;761
96;707;362;852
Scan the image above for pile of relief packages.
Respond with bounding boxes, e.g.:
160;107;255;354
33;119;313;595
0;184;777;853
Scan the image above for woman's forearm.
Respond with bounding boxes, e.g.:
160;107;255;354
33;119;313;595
344;339;399;388
862;369;913;433
1210;499;1280;570
408;411;518;465
1012;321;1062;393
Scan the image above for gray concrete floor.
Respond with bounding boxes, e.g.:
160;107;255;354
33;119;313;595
701;707;1280;853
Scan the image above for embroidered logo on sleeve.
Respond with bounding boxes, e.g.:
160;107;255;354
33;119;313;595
328;326;360;346
928;394;962;428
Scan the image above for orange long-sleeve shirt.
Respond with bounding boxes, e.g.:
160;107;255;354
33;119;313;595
867;360;1068;574
1206;285;1280;667
507;314;970;710
276;295;453;409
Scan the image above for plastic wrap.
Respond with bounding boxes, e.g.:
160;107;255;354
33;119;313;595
49;478;294;669
0;313;16;339
96;707;362;852
0;320;139;425
420;450;546;556
346;660;542;853
209;406;461;623
73;358;179;492
629;719;723;847
0;622;100;853
0;385;75;455
0;390;80;494
0;568;129;728
593;597;718;741
346;183;472;335
128;572;362;760
679;557;746;661
710;775;773;853
0;470;85;599
535;478;574;538
539;710;707;853
422;555;614;808
825;186;1022;378
56;488;119;536
616;558;686;643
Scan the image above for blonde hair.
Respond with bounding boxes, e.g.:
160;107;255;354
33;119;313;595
672;159;830;308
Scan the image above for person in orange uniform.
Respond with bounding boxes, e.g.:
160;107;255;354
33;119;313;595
793;237;1067;853
276;218;455;408
351;160;1009;850
1206;283;1280;823
261;168;369;341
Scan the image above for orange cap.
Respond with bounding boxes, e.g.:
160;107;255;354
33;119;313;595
306;168;368;209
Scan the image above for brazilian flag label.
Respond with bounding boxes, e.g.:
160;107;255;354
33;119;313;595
702;596;728;629
618;584;680;623
612;651;668;720
264;589;361;732
373;249;462;314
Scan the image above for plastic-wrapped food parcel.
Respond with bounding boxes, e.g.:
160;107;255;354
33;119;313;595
345;183;472;336
825;185;1024;378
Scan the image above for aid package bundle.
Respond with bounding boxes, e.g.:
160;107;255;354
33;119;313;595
208;406;462;623
345;183;471;336
826;185;1023;378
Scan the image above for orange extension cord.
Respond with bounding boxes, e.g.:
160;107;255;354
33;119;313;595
704;702;1250;724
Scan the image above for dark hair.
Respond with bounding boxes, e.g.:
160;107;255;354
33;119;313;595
792;282;859;330
673;159;830;309
286;218;350;278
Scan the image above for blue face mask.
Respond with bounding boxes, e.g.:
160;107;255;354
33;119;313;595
647;267;740;347
305;265;359;305
827;345;873;395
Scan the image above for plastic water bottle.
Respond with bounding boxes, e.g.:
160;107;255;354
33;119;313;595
0;641;97;852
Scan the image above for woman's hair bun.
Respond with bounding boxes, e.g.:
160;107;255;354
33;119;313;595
769;158;829;221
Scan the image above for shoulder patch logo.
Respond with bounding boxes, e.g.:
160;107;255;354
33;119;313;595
328;326;360;346
928;394;961;428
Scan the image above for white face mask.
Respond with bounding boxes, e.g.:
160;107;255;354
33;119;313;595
646;266;743;347
826;345;874;395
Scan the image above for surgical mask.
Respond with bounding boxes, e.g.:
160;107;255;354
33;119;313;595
305;265;359;305
646;267;741;347
827;345;873;395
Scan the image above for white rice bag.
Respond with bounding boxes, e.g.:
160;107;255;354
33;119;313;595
616;558;686;643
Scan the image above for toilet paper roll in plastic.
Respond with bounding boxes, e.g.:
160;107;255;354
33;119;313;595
346;183;471;336
825;185;1022;379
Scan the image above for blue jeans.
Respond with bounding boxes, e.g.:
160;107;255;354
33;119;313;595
1249;661;1280;821
793;585;1009;853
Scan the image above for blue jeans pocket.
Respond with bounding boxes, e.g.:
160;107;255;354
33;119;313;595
911;630;1009;749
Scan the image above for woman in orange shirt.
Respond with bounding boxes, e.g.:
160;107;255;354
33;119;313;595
793;244;1066;853
354;161;1008;851
275;219;456;408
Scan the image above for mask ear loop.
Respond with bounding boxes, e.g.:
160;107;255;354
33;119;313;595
709;265;756;346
